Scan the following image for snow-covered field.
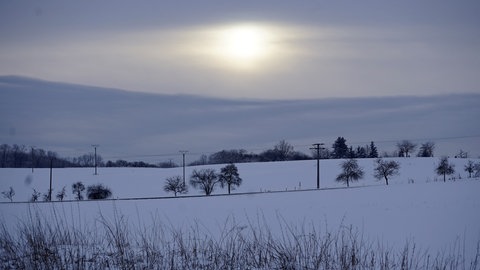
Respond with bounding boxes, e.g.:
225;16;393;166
1;157;479;268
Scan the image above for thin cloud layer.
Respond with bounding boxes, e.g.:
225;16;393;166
1;76;478;161
1;1;479;99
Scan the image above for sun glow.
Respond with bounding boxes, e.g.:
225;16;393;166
214;24;273;70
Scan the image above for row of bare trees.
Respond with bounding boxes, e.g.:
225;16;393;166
335;158;400;187
1;181;112;202
164;164;242;196
336;157;480;187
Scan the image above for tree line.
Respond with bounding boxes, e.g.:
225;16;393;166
0;138;471;169
188;138;440;165
0;144;107;168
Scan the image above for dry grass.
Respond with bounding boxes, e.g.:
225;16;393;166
0;205;478;269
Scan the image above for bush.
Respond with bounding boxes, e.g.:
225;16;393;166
87;184;112;200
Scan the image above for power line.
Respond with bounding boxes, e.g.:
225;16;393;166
25;133;480;162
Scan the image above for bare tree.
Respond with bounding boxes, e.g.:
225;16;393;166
72;181;85;200
475;162;480;178
2;187;15;202
465;160;475;178
397;140;417;157
164;176;188;197
336;159;364;187
417;142;435;157
374;158;400;185
274;140;294;161
456;150;468;158
30;189;41;202
43;189;53;202
436;157;455;182
219;164;242;194
190;169;219;196
56;186;67;201
43;189;53;201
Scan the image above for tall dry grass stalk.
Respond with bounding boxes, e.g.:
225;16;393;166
0;204;478;269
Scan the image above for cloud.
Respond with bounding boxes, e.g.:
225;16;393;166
1;76;479;162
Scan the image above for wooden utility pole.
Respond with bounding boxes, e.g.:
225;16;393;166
49;157;53;201
179;150;188;185
92;145;99;175
30;146;36;173
310;143;325;189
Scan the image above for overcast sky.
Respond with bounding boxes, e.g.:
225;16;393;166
1;0;480;99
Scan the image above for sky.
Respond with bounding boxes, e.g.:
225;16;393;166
1;1;479;161
1;76;479;162
1;0;480;99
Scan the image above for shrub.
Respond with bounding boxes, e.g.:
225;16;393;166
87;184;112;200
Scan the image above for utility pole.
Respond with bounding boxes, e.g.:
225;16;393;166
179;150;188;185
30;146;36;173
49;157;53;201
92;144;99;175
310;143;325;189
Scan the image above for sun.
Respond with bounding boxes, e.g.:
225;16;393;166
222;26;266;60
215;24;272;69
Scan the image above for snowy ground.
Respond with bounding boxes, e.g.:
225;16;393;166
1;157;479;261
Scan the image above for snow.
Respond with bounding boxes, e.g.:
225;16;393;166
1;157;479;260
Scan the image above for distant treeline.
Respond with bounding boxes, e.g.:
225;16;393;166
0;144;104;168
1;138;444;168
188;139;379;166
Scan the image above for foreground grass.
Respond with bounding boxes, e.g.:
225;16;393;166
0;205;478;270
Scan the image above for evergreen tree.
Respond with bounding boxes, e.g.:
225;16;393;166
332;137;349;159
348;146;356;158
356;146;367;158
368;141;378;158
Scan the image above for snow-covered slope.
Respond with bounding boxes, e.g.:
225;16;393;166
1;157;479;260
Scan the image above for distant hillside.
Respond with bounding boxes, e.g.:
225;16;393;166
1;75;479;161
